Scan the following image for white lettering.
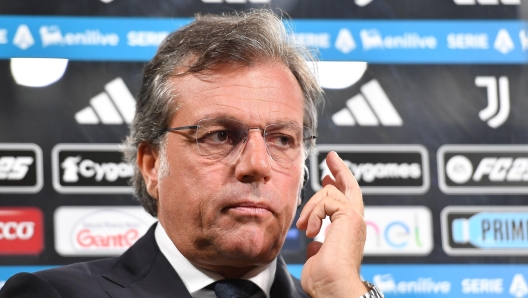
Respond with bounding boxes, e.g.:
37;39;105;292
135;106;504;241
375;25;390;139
489;157;513;181
61;156;133;183
127;31;169;47
0;221;35;240
94;163;105;182
350;162;421;183
447;33;488;49
40;26;63;47
102;163;118;182
520;30;528;51
473;157;496;181
462;278;503;294
374;275;451;294
320;159;422;183
360;29;437;51
506;158;528;181
0;156;34;180
0;29;7;44
0;157;15;180
79;159;95;178
118;162;134;177
472;157;528;182
292;33;331;49
40;26;119;47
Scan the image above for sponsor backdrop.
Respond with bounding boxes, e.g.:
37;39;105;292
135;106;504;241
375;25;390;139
1;1;528;297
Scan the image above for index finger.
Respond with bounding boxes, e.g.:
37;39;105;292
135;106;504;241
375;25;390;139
325;151;359;196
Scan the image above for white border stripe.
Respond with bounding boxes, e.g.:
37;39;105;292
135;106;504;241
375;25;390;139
105;77;135;124
361;79;403;126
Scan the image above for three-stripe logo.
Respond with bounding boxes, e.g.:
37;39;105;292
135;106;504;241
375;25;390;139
75;77;135;125
331;79;403;127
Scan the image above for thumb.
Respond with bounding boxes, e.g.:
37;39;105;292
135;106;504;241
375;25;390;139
306;241;323;260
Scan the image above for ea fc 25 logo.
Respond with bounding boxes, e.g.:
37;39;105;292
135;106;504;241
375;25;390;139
52;144;133;194
310;145;429;194
438;145;528;194
0;144;43;193
0;208;44;255
441;206;528;256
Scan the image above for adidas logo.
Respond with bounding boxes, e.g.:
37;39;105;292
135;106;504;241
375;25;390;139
75;77;135;125
331;79;403;126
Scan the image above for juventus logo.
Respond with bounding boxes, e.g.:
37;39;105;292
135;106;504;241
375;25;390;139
475;76;510;129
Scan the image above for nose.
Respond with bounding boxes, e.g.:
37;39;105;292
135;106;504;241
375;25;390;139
234;128;272;183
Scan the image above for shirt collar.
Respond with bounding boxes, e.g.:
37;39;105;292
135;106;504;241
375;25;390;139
155;222;277;298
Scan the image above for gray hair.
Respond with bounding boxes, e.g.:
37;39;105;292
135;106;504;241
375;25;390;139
124;9;323;217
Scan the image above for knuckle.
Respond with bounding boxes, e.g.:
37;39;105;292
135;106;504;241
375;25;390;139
322;184;340;197
322;184;338;192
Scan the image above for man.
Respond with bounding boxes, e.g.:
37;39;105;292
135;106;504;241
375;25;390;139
0;10;382;298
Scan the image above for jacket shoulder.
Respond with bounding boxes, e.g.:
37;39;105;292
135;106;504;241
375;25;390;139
0;258;118;298
0;272;63;298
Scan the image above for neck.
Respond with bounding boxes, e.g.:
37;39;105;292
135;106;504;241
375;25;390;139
192;262;257;279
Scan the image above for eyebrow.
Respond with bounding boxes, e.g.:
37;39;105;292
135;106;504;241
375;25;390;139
196;113;301;126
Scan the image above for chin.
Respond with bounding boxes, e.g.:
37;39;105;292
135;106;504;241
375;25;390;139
216;231;283;264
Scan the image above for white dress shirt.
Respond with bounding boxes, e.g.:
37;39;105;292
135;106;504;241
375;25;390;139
155;223;277;298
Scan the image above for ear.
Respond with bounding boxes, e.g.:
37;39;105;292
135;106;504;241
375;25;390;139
137;142;160;200
297;166;309;207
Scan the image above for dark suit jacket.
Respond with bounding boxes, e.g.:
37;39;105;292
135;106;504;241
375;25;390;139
0;223;308;298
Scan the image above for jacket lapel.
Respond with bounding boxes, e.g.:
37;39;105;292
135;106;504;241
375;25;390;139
270;256;309;298
101;223;192;298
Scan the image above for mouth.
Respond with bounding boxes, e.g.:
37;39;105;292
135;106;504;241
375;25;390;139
223;202;273;216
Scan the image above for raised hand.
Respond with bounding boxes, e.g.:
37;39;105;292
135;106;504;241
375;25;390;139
296;151;368;297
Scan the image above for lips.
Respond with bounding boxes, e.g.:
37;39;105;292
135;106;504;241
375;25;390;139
223;201;273;216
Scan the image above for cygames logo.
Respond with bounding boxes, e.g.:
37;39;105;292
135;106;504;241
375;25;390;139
311;145;429;194
52;144;133;194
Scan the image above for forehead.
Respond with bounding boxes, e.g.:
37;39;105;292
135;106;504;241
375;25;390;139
168;62;305;125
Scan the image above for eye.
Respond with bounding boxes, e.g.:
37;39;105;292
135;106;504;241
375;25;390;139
206;130;230;144
267;133;295;149
278;136;292;146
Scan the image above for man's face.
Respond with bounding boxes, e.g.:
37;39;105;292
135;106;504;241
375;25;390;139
151;62;305;276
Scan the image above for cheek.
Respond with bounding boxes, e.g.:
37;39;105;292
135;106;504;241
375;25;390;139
160;158;228;216
280;164;303;196
276;168;303;218
157;157;201;216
